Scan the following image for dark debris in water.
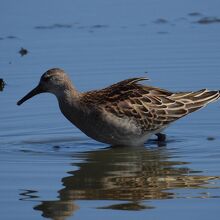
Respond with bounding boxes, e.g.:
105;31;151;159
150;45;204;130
153;18;169;24
90;24;109;29
0;78;6;91
196;17;220;24
19;47;28;56
157;31;169;34
35;24;72;29
188;12;203;17
207;136;215;141
7;35;17;39
53;145;61;151
35;23;109;31
0;35;18;40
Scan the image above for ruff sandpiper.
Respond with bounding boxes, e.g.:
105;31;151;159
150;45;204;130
17;68;220;146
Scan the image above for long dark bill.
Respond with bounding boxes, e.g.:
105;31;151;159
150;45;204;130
17;85;43;105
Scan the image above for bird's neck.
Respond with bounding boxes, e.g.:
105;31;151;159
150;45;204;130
56;84;81;108
56;86;90;131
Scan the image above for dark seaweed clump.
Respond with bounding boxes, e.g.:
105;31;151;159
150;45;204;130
188;12;202;17
196;17;220;24
207;136;215;141
19;47;28;56
0;35;18;40
154;18;168;24
35;24;72;29
0;79;6;91
90;24;109;29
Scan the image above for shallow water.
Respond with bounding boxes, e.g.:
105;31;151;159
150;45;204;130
1;0;220;219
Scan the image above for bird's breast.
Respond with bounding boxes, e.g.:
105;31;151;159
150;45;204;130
58;100;147;145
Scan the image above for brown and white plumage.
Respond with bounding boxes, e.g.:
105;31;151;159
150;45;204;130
17;68;220;146
82;77;220;133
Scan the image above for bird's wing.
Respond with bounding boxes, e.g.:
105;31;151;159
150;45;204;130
82;78;220;132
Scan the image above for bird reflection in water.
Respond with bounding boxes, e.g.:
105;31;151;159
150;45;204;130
21;144;220;220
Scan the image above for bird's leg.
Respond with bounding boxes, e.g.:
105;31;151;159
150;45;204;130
155;133;166;142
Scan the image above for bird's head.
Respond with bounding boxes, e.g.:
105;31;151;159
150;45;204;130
17;68;72;105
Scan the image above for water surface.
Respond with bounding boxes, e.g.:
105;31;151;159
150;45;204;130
1;0;220;219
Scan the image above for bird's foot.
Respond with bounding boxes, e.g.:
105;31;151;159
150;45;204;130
155;133;166;142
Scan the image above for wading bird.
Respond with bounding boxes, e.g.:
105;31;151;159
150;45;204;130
17;68;220;146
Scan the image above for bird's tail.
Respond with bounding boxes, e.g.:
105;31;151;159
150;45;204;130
171;89;220;113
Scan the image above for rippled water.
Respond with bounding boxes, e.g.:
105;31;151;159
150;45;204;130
1;0;220;219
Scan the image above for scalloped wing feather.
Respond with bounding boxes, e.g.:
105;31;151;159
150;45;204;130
82;77;220;133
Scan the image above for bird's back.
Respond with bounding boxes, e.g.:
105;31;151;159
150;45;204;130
81;77;220;134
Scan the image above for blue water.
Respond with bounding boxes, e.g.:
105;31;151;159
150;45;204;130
1;0;220;219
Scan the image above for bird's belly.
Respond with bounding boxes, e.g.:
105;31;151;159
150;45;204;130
78;113;153;146
109;133;153;146
82;126;152;146
60;105;153;146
